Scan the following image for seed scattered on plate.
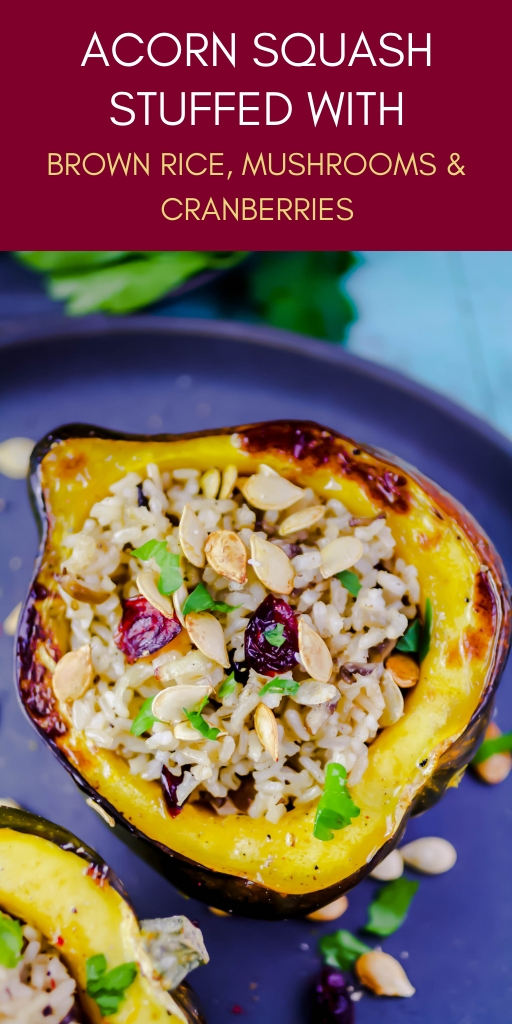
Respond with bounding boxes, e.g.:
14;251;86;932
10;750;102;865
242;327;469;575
136;571;176;619
278;505;325;537
370;849;404;881
399;836;457;874
386;653;420;688
152;683;213;724
249;535;294;594
298;618;333;683
179;504;208;567
241;472;303;511
474;722;512;784
53;644;93;702
200;468;221;499
320;536;364;579
254;703;279;761
0;437;34;479
356;951;415;997
307;895;349;921
186;612;230;667
219;464;238;500
2;602;22;637
205;530;248;584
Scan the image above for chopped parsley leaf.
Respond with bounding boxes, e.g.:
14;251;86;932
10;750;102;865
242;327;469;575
132;539;182;595
0;912;23;969
336;569;362;597
218;672;237;699
396;619;421;653
473;729;512;765
184;697;220;741
313;763;360;841
130;697;161;737
396;598;433;662
86;954;137;1017
365;877;419;936
319;929;371;971
182;582;240;616
264;623;286;647
259;678;300;697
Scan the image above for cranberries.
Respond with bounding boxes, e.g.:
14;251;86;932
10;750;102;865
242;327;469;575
312;968;355;1024
244;594;298;676
161;765;184;817
114;596;181;663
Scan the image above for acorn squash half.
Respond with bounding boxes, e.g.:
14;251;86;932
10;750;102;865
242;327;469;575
16;421;511;919
0;805;206;1023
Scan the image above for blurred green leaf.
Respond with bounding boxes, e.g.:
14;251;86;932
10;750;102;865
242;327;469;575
16;251;131;272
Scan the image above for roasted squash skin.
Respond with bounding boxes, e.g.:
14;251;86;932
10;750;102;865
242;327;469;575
0;806;205;1023
16;421;511;919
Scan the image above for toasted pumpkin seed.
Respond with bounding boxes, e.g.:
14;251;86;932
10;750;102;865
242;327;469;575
219;464;238;500
356;951;415;997
0;437;34;479
152;683;213;724
205;530;247;584
179;504;208;567
474;722;512;784
186;612;230;667
200;468;221;499
172;582;188;626
53;644;93;702
298;618;333;683
249;535;294;594
57;573;110;605
307;895;349;921
386;652;420;688
370;849;404;881
400;836;457;874
320;535;364;579
241;472;303;511
136;571;176;618
278;505;325;537
2;602;21;637
254;703;279;761
294;680;339;706
380;671;404;726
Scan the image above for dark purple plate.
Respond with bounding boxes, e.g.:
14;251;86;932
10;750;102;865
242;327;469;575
1;317;511;1024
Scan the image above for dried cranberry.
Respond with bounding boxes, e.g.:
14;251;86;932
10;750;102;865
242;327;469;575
228;648;250;685
161;765;184;817
312;968;354;1024
114;596;181;663
245;594;298;676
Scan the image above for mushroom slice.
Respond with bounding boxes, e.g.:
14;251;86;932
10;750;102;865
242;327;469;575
298;619;333;683
179;504;207;568
185;612;230;668
136;571;176;618
249;535;294;594
205;530;247;584
240;473;303;511
254;703;279;761
320;536;364;579
152;683;213;724
219;464;238;500
278;505;325;537
53;644;93;702
57;574;110;605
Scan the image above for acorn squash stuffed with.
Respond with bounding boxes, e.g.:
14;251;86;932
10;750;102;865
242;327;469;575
16;421;511;918
0;805;207;1022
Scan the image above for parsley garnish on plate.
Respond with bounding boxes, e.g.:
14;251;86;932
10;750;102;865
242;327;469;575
313;763;360;841
86;954;137;1017
365;877;419;936
473;729;512;764
182;582;240;616
184;698;220;741
263;623;286;647
319;929;371;971
259;678;300;697
132;540;182;595
130;697;161;737
218;672;237;699
0;912;23;968
336;569;362;597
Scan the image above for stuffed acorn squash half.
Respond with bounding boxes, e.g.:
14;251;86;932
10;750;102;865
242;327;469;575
0;806;207;1023
17;421;511;919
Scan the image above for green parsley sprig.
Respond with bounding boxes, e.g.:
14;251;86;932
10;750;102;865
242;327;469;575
0;912;23;968
263;623;286;647
319;929;371;971
336;569;362;597
396;597;432;662
313;763;360;841
130;697;161;737
86;954;137;1017
184;698;220;741
218;672;237;699
259;678;300;698
182;582;240;616
473;729;512;764
365;877;419;936
132;540;182;595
